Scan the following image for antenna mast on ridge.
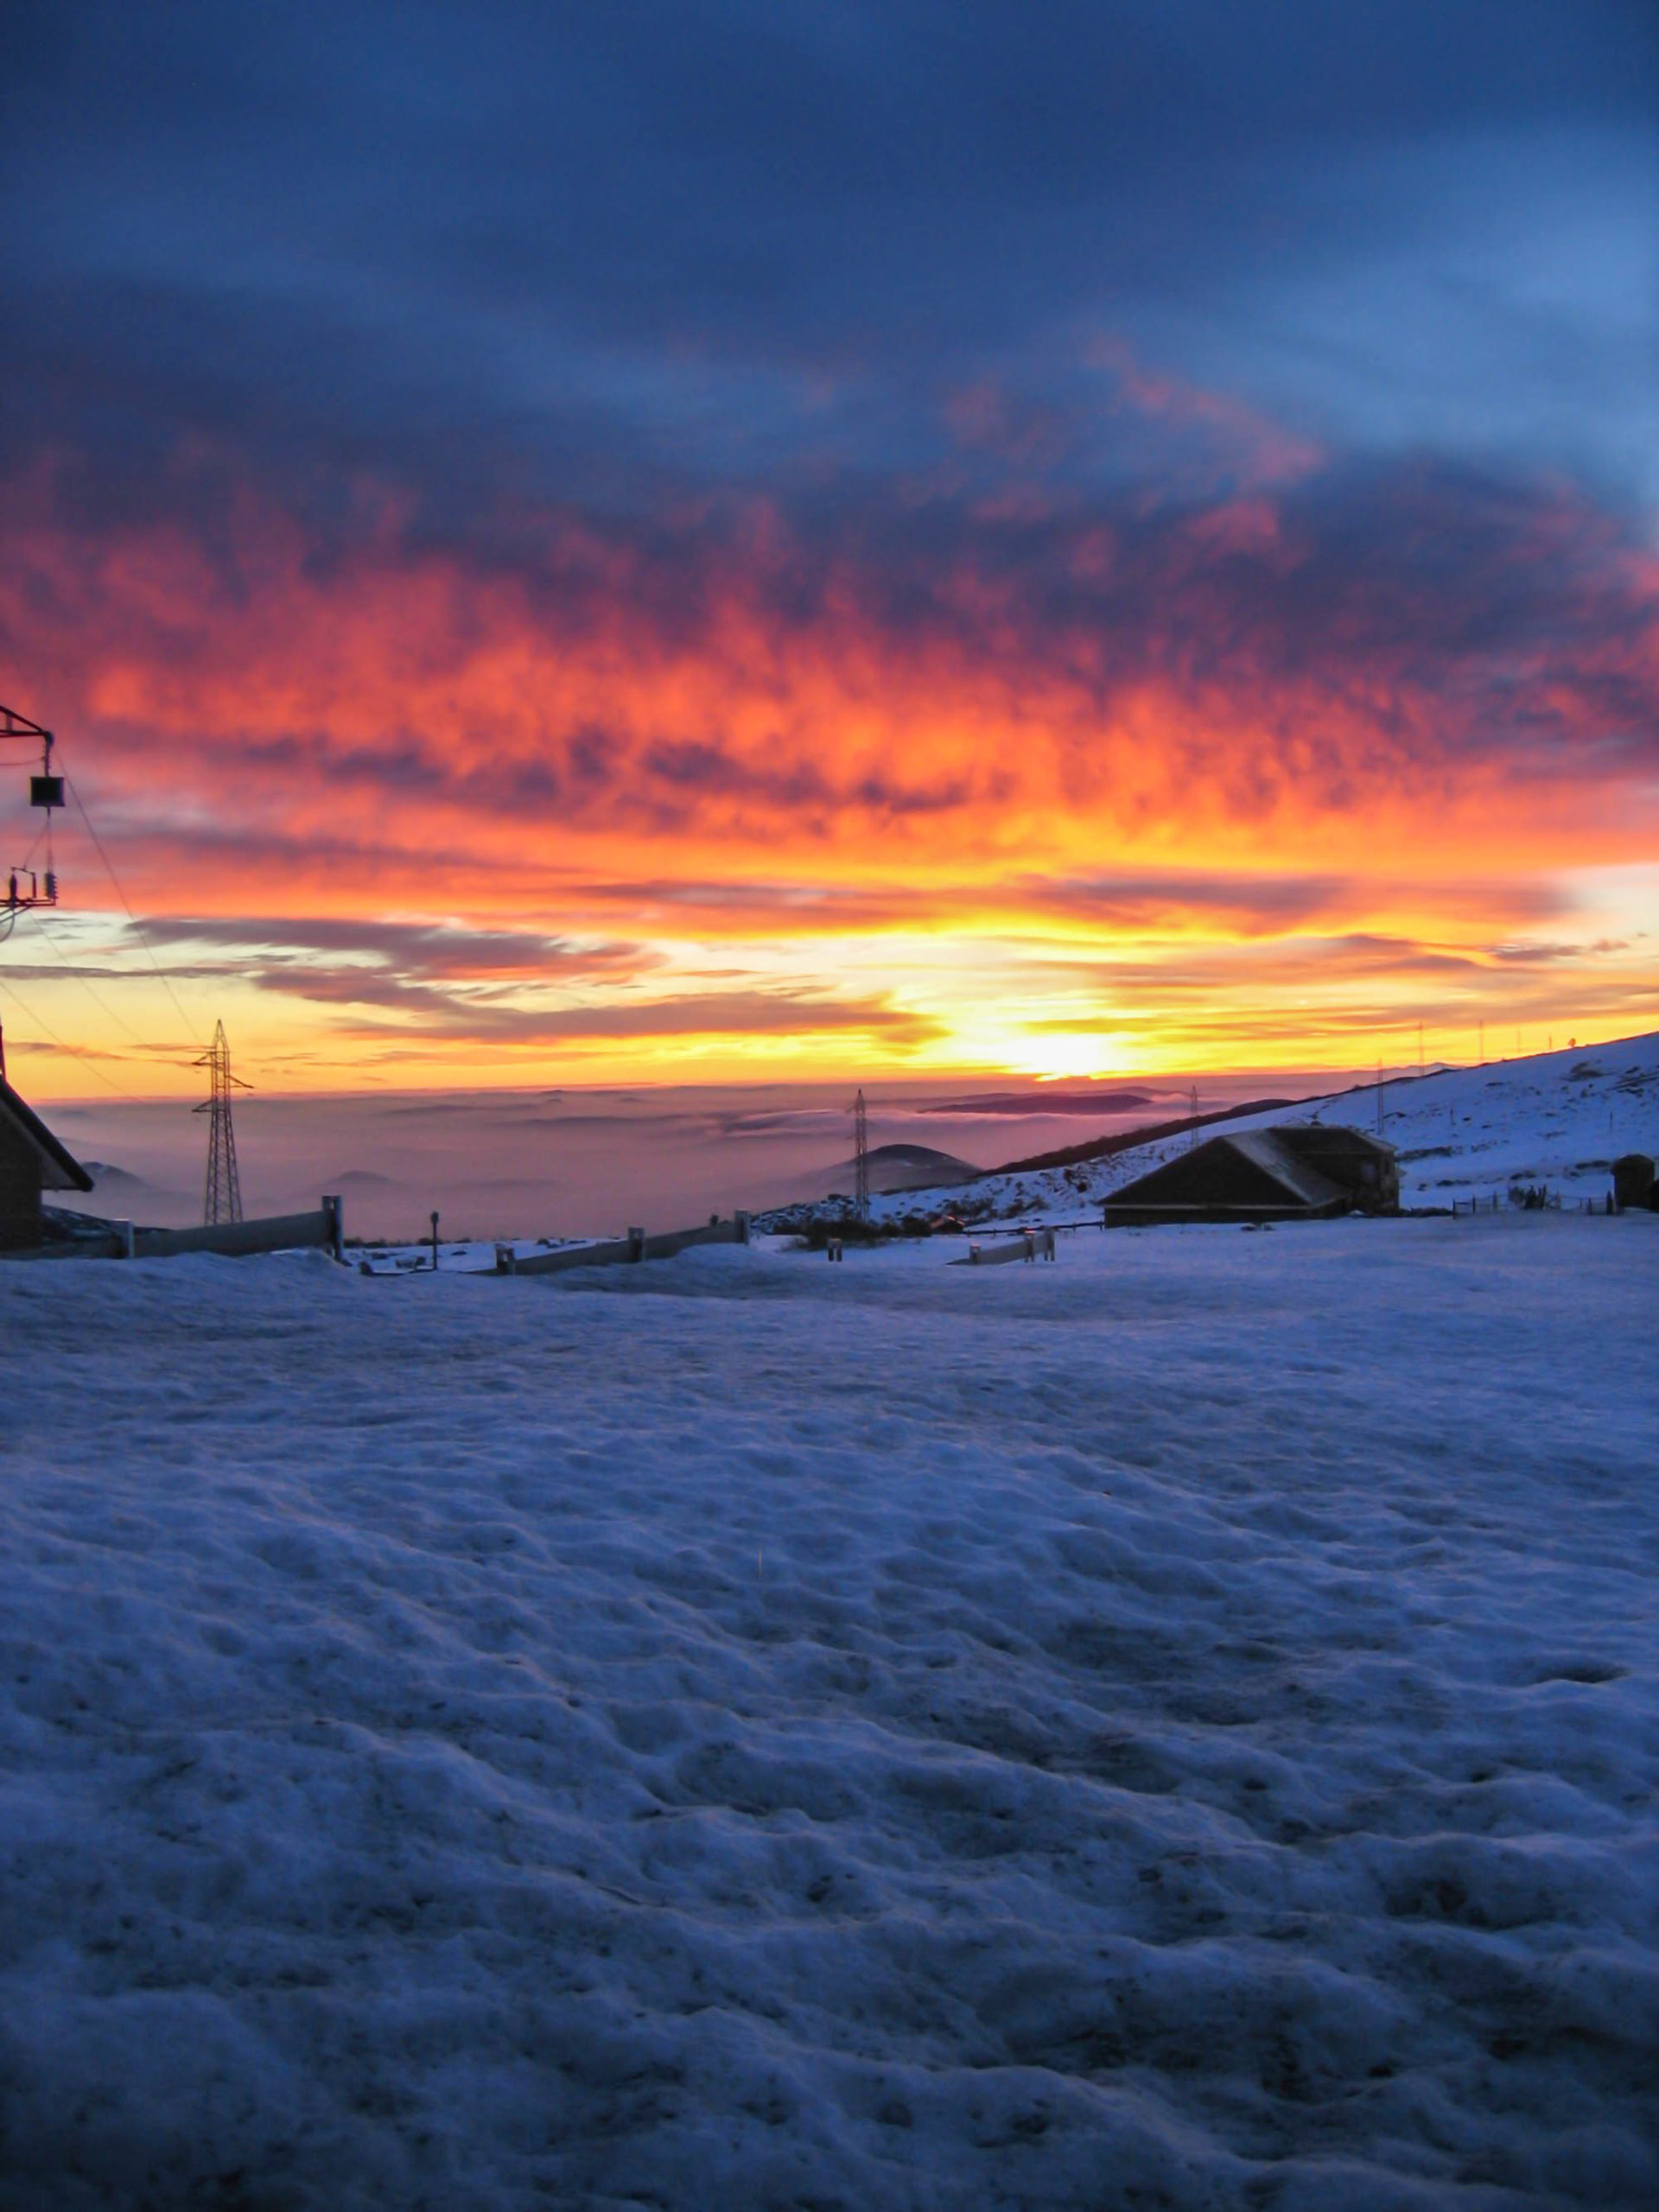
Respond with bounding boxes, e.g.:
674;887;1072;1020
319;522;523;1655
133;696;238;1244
194;1020;250;1225
853;1087;870;1224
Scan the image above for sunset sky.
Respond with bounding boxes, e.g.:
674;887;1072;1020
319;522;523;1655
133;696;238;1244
2;1;1656;1097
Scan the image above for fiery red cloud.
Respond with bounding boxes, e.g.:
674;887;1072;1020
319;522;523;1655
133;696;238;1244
1;429;1655;1089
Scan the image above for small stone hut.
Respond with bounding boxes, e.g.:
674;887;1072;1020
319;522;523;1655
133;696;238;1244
1105;1125;1398;1227
0;1069;94;1249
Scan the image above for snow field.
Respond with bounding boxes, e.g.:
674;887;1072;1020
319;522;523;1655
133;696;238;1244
907;1029;1659;1229
1;1217;1656;2209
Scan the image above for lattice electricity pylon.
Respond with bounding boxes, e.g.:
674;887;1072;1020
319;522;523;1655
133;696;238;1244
853;1087;870;1224
194;1020;251;1225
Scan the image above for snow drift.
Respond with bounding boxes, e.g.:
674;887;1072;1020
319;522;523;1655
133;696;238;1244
0;1214;1655;2207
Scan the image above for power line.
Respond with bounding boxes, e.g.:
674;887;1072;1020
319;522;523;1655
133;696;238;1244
62;770;200;1046
0;972;135;1096
2;705;179;1088
32;913;156;1048
0;811;48;942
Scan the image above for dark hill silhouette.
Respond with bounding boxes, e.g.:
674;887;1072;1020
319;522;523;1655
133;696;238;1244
854;1142;982;1193
993;1099;1298;1175
933;1088;1160;1116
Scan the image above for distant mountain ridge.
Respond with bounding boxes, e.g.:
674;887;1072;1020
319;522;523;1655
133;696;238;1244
934;1089;1162;1116
846;1142;982;1194
992;1099;1297;1175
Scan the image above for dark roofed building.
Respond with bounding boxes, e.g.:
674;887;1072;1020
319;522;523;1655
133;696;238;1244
1270;1123;1400;1204
1104;1125;1397;1227
0;1067;94;1249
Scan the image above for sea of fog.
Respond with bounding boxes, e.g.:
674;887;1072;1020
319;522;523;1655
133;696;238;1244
47;1074;1342;1243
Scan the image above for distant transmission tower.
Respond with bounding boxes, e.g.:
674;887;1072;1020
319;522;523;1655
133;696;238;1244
853;1087;870;1224
194;1020;251;1225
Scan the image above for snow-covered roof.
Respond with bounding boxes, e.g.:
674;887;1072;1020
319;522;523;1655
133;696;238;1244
1223;1129;1349;1209
1104;1128;1349;1216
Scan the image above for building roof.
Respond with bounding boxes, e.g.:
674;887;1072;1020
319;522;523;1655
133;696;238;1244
1105;1126;1384;1219
0;1075;95;1191
1222;1130;1348;1208
1271;1124;1395;1166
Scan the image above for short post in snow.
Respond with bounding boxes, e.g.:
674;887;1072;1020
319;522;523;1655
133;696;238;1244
627;1226;645;1262
429;1210;440;1270
321;1194;343;1262
735;1210;750;1245
118;1219;135;1260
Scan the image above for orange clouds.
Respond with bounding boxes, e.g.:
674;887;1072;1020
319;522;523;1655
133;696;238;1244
2;439;1656;1089
16;502;1652;880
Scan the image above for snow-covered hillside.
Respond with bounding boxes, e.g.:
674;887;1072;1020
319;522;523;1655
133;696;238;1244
1;1218;1656;2207
875;1031;1659;1227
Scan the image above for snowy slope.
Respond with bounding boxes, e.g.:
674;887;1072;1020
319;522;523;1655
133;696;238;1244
888;1031;1659;1227
1;1219;1656;2208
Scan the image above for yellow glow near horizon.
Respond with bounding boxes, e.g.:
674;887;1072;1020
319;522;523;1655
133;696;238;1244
3;886;1655;1110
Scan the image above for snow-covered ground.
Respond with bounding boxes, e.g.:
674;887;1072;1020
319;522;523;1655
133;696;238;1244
2;1217;1656;2208
350;1235;600;1278
873;1031;1659;1230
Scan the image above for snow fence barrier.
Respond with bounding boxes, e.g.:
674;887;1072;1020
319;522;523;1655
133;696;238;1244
6;1198;345;1264
494;1212;750;1276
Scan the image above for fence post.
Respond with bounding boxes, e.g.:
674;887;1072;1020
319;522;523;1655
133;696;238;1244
321;1195;343;1262
627;1226;645;1262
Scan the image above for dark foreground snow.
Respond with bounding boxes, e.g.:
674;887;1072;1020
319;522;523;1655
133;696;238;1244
1;1217;1655;2209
